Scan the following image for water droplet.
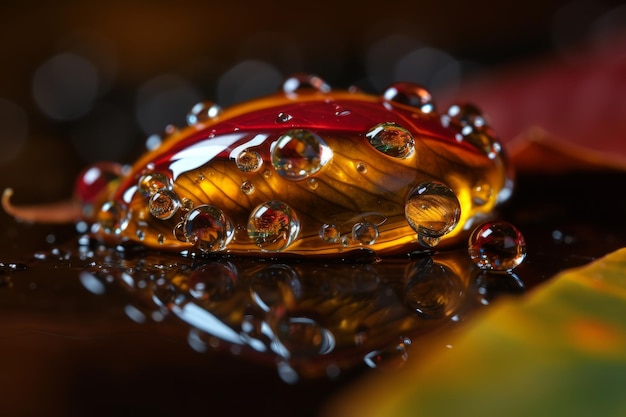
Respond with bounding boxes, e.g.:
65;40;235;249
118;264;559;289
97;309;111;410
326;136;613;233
235;150;263;173
356;162;368;174
463;127;501;159
187;262;237;301
148;189;181;220
74;162;122;204
472;183;492;206
250;264;301;311
306;178;318;190
404;258;463;319
97;200;128;234
181;197;194;210
282;73;331;94
351;222;378;245
174;221;186;241
241;180;255;194
365;122;415;159
442;102;485;129
184;205;234;252
468;221;527;271
247;200;300;252
157;234;165;245
136;229;145;241
382;82;434;112
405;182;460;239
364;341;409;370
271;129;332;180
186;101;221;125
276;112;293;123
137;172;173;197
319;224;340;243
275;316;335;356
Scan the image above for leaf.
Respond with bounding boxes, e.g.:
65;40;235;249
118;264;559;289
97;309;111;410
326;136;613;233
323;248;626;417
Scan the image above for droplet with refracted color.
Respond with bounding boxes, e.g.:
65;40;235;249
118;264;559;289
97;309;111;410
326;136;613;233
186;101;221;125
405;182;461;239
472;182;492;206
235;150;263;173
468;221;527;271
351;222;378;245
319;224;340;243
462;126;501;160
443;102;485;129
271;129;332;180
148;189;180;220
240;180;254;195
247;200;300;251
365;122;415;159
183;205;234;252
276;112;293;123
97;200;128;234
137;172;173;197
382;81;434;113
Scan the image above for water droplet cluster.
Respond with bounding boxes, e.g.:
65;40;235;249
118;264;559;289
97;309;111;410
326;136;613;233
88;75;512;256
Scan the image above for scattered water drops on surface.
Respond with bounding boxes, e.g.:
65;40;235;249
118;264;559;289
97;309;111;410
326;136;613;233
365;122;415;159
468;221;527;271
97;200;128;234
186;101;221;125
271;129;332;180
235;150;263;173
351;222;379;245
184;205;234;252
247;201;300;251
137;172;173;197
149;189;181;220
405;182;461;239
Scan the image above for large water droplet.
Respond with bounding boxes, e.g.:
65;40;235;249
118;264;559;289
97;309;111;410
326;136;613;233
382;81;434;113
97;200;129;234
186;101;221;125
365;122;415;159
148;189;181;220
247;200;300;251
235;150;263;173
137;172;173;197
271;129;332;180
468;221;527;271
183;205;234;252
405;182;461;238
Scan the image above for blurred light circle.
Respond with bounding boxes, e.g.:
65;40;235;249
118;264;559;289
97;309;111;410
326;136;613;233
0;98;28;163
136;74;202;136
216;60;282;107
366;34;423;92
32;52;99;120
71;103;137;163
394;47;461;94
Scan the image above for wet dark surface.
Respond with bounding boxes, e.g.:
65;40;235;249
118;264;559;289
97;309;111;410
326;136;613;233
1;169;625;417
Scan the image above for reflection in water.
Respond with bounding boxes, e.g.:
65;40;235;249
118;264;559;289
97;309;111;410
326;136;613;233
29;240;525;383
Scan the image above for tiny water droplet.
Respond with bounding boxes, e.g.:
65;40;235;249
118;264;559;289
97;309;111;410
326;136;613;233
276;112;293;123
306;178;318;190
184;205;234;252
149;189;181;220
351;222;378;245
405;182;460;238
365;122;414;159
275;316;335;356
272;129;332;180
241;180;255;194
186;101;221;125
137;172;173;197
382;82;434;112
157;234;165;245
356;162;367;174
97;201;128;234
136;229;145;241
235;150;263;173
248;200;300;252
364;341;409;370
472;182;492;206
282;73;331;94
181;197;194;210
319;224;340;243
468;221;527;271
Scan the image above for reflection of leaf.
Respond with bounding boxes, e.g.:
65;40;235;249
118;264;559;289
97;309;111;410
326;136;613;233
324;248;626;417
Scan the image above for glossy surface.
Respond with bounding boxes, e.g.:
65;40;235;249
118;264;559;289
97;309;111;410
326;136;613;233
72;78;511;256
